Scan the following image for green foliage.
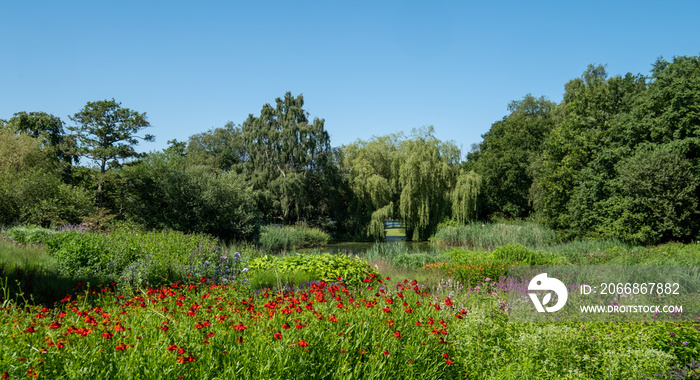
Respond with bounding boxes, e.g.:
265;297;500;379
43;227;246;287
529;57;700;244
391;252;445;269
466;94;556;219
431;222;557;249
249;253;375;285
4;226;58;245
491;244;567;265
397;127;461;240
68;99;154;208
186;122;246;170
241;92;340;226
45;231;109;278
118;152;261;241
341;128;461;241
5;111;77;165
450;170;481;224
247;269;316;291
427;245;566;285
258;225;330;252
0;131;94;226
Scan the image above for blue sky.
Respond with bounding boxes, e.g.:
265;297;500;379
2;1;699;157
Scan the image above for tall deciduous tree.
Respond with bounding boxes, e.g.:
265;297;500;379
398;127;460;240
69;99;154;208
5;111;78;166
241;92;337;225
466;94;555;219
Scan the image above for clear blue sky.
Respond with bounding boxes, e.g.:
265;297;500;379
2;1;699;157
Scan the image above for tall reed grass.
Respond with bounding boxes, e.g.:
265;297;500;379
259;225;330;252
431;222;557;249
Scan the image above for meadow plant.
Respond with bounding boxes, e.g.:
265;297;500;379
431;221;557;249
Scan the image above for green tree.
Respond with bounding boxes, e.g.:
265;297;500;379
398;127;460;240
531;66;646;232
69;99;154;208
607;145;698;244
0;130;93;226
5;111;79;166
341;134;401;240
186;122;246;171
118;151;261;241
241;92;337;225
466;94;556;219
451;170;481;224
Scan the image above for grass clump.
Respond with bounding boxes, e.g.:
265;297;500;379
259;225;330;252
431;221;557;249
3;225;59;245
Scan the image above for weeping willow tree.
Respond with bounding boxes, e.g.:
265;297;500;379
342;128;464;241
451;170;482;224
398;127;461;241
341;135;400;240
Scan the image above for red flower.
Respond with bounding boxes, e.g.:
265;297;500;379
382;308;391;313
195;323;204;329
445;359;453;365
297;339;309;348
1;371;8;378
18;357;26;361
273;332;282;340
161;326;169;332
102;332;114;339
394;331;402;338
295;324;304;329
282;323;291;329
328;315;338;322
115;343;128;351
443;353;449;358
444;298;453;307
383;350;390;356
168;344;178;351
48;322;62;329
234;323;247;331
358;350;366;354
24;326;36;333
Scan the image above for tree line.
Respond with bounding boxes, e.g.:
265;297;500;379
2;55;699;245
